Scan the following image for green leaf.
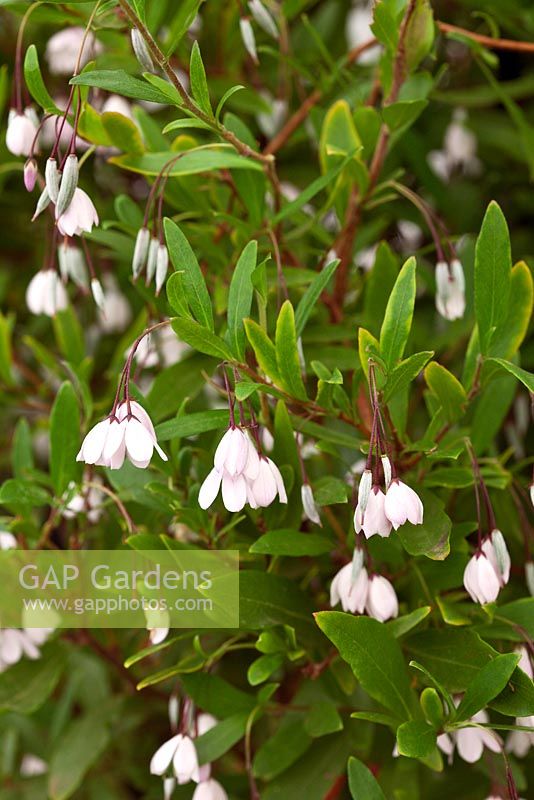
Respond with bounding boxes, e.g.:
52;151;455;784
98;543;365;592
194;713;250;764
387;606;431;638
165;0;203;54
111;147;263;176
383;351;434;403
404;0;435;71
215;85;245;121
254;719;312;780
164;218;213;330
71;70;169;103
275;301;307;399
272;161;349;225
53;307;85;366
24;44;61;114
155;409;228;441
454;653;520;722
250;529;333;556
48;704;116;800
0;478;50;509
294;260;339;337
0;644;65;713
101;111;145;154
248;654;284;686
319;99;361;172
397;489;451;560
363;242;399;336
379;257;417;368
347;756;387;800
166;271;189;317
304;702;343;737
239;571;319;644
474;201;512;353
485;357;534;392
315;612;419;720
0;312;14;386
358;327;381;377
181;672;255;718
424;362;467;423
50;382;81;496
489;261;533;359
11;418;34;478
170;318;232;360
406;629;495;694
190;41;212;115
244;319;281;382
382;99;428;131
396;720;437;759
227;241;257;359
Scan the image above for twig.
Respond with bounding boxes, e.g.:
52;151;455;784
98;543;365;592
437;21;534;53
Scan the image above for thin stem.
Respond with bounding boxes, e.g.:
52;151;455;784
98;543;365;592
14;1;41;112
389;180;447;262
437;20;534;53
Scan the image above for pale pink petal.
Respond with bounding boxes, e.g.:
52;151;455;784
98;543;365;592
150;733;181;775
198;468;222;509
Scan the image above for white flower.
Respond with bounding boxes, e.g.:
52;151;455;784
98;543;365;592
240;17;258;63
91;278;106;311
256;92;287;138
145;606;170;645
6;108;38;157
357;468;372;513
58;242;88;288
330;561;368;614
250;456;287;508
150;733;200;784
301;483;321;525
506;715;534;758
76;401;167;470
20;754;47;777
384;479;424;529
516;644;533;679
0;627;52;672
444;110;478;168
435;259;466;321
193;779;228;800
57;188;99;237
97;275;132;332
346;4;378;65
248;0;278;38
163;777;176;800
365;575;398;622
481;529;510;587
530;483;534;508
354;485;392;539
101;94;133;119
451;710;501;763
26;270;68;317
194;713;217;736
397;220;423;253
526;562;534;597
45;27;101;74
62;480;104;523
463;551;501;605
0;531;17;549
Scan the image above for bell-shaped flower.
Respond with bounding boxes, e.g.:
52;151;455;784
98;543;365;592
57;188;99;237
384;479;424;530
357;468;372;513
435;259;466;321
506;715;534;758
24;158;38;192
454;710;502;763
249;456;287;508
198;426;256;512
481;529;510;587
149;733;200;784
45;27;101;74
0;531;17;550
0;627;52;672
193;779;228;800
365;575;398;622
214;427;250;477
301;483;321;525
354;485;392;539
516;644;533;679
330;561;369;614
26;270;68;317
463;551;501;605
6;108;38;157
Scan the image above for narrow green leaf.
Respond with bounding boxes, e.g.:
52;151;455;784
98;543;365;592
164;218;213;330
50;382;81;496
275;301;307;399
454;653;520;722
245;319;280;382
474;201;512;353
195;713;250;765
485;357;534;392
170;306;230;357
190;41;212;115
379;257;417;368
250;530;333;556
0;644;65;713
272;160;350;224
71;70;169;104
227;241;257;359
347;756;387;799
383;351;434;402
24;44;61;114
155;410;228;441
489;261;533;359
111;147;263;176
294;260;339;337
216;85;245;121
424;362;467;423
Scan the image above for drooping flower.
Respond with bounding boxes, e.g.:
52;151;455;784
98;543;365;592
354;485;392;538
463;551;501;605
149;733;200;784
45;27;101;74
249;456;287;508
481;529;510;587
239;17;258;63
446;710;502;763
0;627;52;672
256;91;287;138
365;574;399;622
330;561;368;614
20;754;48;777
301;483;321;525
428;109;481;181
24;158;38;192
62;479;104;524
6;108;39;157
193;778;229;800
26;270;68;317
97;275;132;332
435;259;466;321
357;468;372;514
0;531;17;549
57;188;99;237
248;0;278;39
506;715;534;758
384;479;424;529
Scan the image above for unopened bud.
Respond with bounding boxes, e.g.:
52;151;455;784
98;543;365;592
155;244;169;296
526;562;534;597
530;483;534;509
24;158;38;192
58;243;88;288
132;226;150;279
55;154;79;219
248;0;278;39
301;483;321;526
32;186;51;221
45;157;60;203
381;456;392;490
351;548;364;581
91;278;106;311
131;28;155;72
145;237;159;285
240;18;258;63
357;469;372;514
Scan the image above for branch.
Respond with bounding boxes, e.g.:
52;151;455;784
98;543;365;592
437;21;534;53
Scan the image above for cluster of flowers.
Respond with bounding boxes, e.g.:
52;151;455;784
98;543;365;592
150;704;228;800
330;548;398;622
463;528;510;604
354;459;423;538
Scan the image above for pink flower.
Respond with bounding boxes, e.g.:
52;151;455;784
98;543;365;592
354;485;392;538
5;108;38;157
463;551;501;605
57;188;99;236
365;575;398;622
330;562;368;614
384;479;424;530
45;27;102;75
26;270;68;317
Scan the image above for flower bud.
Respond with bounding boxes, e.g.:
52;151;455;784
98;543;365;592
435;259;466;321
132;226;150;279
381;455;392;490
526;562;534;597
357;468;372;514
248;0;278;39
24;158;38;192
155;243;169;295
45;157;60;202
530;483;534;508
145;237;159;285
131;28;155;72
239;18;258;63
55;154;79;219
301;482;321;526
91;278;106;311
32;187;51;221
